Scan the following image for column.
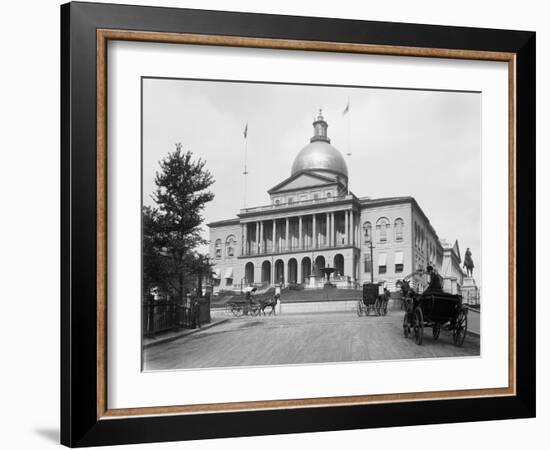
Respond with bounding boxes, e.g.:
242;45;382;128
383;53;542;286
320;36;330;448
255;222;260;254
242;223;248;256
330;212;335;247
345;210;349;245
352;212;355;246
325;213;329;247
272;220;276;253
259;221;264;254
298;216;303;250
285;217;290;251
312;214;317;249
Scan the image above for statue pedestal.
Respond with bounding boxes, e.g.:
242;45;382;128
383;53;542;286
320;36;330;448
461;277;480;305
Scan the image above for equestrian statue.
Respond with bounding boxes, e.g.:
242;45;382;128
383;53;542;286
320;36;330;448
463;248;474;277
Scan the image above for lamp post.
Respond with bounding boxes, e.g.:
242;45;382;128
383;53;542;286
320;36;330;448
367;238;375;284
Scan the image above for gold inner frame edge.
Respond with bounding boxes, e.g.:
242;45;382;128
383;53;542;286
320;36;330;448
95;29;517;420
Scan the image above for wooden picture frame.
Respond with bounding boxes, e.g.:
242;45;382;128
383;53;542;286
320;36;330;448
61;1;535;447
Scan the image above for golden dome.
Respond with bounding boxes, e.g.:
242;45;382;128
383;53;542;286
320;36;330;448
291;141;348;178
291;110;348;179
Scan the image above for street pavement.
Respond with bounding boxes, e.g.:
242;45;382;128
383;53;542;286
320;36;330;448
143;311;480;370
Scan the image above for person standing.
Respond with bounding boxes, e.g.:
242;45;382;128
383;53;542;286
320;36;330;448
193;297;201;329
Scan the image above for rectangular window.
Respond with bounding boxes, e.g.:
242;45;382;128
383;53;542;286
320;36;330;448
378;265;387;274
395;264;404;273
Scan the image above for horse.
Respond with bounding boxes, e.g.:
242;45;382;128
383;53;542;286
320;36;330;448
259;295;278;316
399;279;418;312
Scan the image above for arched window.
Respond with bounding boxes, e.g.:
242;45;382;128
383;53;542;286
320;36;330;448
394;218;404;241
214;239;222;259
376;217;390;243
363;221;372;243
225;235;236;258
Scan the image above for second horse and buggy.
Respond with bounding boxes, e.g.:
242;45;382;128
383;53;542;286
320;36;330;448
225;286;279;317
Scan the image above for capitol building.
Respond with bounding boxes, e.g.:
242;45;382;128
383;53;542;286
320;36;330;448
208;111;465;294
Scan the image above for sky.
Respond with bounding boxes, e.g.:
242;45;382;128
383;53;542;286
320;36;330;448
142;78;481;283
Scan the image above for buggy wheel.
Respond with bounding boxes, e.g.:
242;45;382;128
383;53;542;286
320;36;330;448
433;325;441;340
413;307;424;345
403;313;411;338
453;310;468;347
229;303;243;317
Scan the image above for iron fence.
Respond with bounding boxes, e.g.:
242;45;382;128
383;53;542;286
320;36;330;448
142;295;211;337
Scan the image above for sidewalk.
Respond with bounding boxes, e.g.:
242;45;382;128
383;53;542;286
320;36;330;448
143;317;230;349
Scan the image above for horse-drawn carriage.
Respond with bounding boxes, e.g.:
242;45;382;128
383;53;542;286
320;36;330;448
400;270;468;346
225;286;278;317
357;282;389;317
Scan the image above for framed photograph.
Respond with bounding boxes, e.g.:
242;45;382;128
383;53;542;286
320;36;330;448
61;1;535;447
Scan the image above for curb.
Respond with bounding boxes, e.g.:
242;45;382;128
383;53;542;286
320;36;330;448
143;318;230;349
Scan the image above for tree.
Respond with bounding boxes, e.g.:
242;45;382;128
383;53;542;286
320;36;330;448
143;144;215;301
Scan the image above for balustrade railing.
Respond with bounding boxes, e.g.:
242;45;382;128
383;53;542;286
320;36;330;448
240;195;350;215
240;241;356;257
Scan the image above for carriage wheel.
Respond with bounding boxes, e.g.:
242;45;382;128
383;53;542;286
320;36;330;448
403;313;411;338
452;310;468;347
230;303;243;317
432;325;441;340
356;301;363;317
413;307;424;345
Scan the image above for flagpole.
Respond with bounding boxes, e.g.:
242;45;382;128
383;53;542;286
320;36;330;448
243;123;248;208
344;97;351;195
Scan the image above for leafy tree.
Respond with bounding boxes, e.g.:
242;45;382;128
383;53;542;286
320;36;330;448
143;144;215;301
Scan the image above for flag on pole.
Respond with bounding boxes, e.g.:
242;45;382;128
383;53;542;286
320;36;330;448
243;123;248;139
342;99;350;116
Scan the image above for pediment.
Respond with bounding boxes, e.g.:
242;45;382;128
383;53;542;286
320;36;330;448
268;171;336;194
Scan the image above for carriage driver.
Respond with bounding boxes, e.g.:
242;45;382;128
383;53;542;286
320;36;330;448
426;265;443;291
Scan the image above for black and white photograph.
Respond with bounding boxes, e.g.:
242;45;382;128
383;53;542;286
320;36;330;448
141;78;481;370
